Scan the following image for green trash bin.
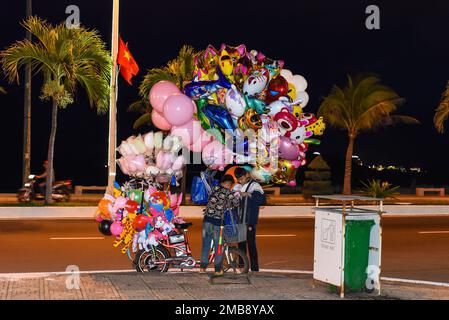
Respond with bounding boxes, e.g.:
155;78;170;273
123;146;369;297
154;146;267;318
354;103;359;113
344;219;375;292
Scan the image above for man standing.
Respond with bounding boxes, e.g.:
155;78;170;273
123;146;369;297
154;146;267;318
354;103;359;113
234;167;266;273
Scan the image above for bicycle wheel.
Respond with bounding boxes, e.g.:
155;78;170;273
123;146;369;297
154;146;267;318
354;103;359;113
222;246;249;274
134;245;170;273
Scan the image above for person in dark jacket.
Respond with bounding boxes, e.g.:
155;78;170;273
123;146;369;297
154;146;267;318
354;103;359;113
200;174;240;276
234;167;266;273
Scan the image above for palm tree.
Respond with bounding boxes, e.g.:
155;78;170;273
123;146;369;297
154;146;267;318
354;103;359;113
434;81;449;133
1;16;111;203
318;75;418;195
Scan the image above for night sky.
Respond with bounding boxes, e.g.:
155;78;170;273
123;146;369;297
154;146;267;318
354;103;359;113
0;0;448;192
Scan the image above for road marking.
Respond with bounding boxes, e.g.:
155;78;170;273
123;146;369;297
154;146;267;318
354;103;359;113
49;237;105;240
381;277;449;288
418;231;449;234
256;234;296;237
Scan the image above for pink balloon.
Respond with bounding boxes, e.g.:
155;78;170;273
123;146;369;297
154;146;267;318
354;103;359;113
151;110;172;131
202;140;232;171
110;221;124;236
279;136;301;160
171;119;202;147
149;81;180;113
163;94;195;126
188;130;215;152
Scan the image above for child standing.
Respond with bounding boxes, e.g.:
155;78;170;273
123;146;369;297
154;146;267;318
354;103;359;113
200;174;240;276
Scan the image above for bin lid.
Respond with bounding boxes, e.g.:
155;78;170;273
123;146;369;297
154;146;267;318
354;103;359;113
312;194;384;201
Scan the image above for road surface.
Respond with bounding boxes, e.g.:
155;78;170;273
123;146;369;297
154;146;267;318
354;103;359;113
0;217;448;283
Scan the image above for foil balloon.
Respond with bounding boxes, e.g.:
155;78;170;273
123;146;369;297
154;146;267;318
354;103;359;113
238;109;262;131
278;136;302;160
267;98;293;117
219;49;235;82
250;164;275;183
271;159;301;186
274;108;299;135
203;104;237;132
202;139;233;171
242;69;269;97
220;44;247;65
244;95;268;114
265;76;289;104
184;67;231;99
225;85;246;117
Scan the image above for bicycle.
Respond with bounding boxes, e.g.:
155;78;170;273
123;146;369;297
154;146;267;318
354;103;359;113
133;221;249;274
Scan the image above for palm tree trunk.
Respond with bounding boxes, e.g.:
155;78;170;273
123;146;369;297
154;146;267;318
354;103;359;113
22;0;32;185
45;100;58;204
343;134;356;195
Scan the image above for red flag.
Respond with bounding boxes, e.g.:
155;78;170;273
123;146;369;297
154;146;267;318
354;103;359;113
117;37;139;85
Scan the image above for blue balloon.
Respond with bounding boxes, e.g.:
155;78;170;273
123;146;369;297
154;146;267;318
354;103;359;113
164;209;174;222
183;67;231;99
203;104;236;132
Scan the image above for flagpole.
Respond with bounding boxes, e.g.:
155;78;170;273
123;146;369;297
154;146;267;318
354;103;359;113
107;0;119;194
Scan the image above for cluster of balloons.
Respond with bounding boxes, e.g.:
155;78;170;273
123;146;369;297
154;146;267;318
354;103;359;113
95;182;184;254
149;81;215;152
117;132;186;184
151;43;325;186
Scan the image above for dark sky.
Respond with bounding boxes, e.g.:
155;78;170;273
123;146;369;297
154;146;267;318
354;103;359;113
0;0;448;191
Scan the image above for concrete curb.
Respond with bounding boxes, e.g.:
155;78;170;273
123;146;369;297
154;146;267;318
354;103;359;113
0;205;448;220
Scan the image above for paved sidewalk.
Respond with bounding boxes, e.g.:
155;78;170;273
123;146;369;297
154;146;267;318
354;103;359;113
1;271;449;300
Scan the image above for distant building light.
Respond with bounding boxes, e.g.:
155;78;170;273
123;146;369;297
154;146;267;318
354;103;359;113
352;155;359;159
410;167;421;173
313;152;320;155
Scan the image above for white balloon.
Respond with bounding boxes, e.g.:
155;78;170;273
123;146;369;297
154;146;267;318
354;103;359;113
295;91;309;108
291;75;308;92
280;69;293;81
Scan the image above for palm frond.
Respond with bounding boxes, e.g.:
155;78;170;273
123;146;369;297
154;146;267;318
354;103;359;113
128;99;149;114
133;113;152;129
1;16;111;112
0;87;6;94
139;67;177;99
434;81;449;133
318;74;415;136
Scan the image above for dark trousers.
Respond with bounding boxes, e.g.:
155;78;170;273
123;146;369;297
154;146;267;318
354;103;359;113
238;225;259;271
